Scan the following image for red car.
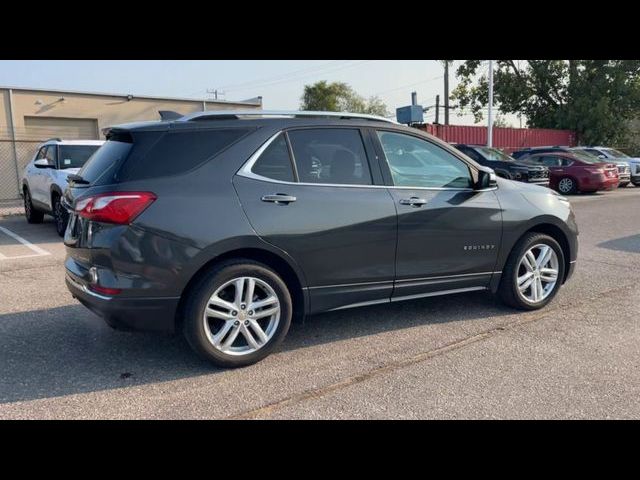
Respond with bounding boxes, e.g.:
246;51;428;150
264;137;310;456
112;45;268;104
523;151;618;194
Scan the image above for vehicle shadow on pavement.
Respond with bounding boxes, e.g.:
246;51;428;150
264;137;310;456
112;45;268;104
0;292;513;405
597;234;640;254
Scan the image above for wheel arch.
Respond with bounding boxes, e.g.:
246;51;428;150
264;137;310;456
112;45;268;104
512;223;572;283
175;246;308;330
50;184;63;204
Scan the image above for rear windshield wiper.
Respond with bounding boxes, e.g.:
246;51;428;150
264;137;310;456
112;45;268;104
67;174;90;185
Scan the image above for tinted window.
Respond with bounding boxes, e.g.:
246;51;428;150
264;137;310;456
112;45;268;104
561;158;574;167
457;146;484;163
78;136;133;185
377;131;472;188
472;146;514;162
119;128;251;181
539;156;561;167
58;145;101;169
35;147;47;160
251;134;294;182
288;129;372;185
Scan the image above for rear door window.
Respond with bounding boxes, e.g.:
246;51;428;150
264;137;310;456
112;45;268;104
287;128;373;185
539;156;561;167
59;145;101;169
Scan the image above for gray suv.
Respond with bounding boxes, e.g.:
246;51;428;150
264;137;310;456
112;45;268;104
63;111;578;367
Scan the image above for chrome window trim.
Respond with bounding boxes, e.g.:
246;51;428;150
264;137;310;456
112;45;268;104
237;131;498;192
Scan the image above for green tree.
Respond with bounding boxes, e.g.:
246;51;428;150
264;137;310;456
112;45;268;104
451;60;640;144
300;81;388;116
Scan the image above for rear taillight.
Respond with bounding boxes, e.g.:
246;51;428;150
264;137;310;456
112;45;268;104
88;284;122;296
75;192;156;224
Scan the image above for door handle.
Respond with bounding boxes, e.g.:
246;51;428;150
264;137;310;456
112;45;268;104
261;194;297;204
399;196;427;207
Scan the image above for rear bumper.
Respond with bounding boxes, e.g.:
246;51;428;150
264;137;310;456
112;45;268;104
65;270;179;333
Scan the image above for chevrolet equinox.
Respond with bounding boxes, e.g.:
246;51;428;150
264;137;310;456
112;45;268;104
63;111;578;367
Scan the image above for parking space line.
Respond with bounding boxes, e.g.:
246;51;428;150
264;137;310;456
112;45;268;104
0;226;50;259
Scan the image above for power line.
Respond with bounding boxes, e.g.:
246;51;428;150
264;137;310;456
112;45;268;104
372;75;444;96
215;60;349;91
223;60;373;92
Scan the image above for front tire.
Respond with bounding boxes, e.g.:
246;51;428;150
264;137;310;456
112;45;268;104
23;188;44;224
52;195;68;237
183;259;292;368
498;232;565;311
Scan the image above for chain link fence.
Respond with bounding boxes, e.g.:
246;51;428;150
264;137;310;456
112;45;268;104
0;139;42;216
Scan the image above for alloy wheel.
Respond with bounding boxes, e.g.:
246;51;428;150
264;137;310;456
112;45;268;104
202;276;280;356
516;243;559;303
558;178;574;193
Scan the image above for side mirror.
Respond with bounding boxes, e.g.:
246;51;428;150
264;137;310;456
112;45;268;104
476;168;497;189
34;158;53;169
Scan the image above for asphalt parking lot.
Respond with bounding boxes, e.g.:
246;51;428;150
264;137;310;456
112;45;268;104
0;187;639;419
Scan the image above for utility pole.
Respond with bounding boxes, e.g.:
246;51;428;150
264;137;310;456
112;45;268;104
435;95;440;124
444;61;450;125
487;60;494;147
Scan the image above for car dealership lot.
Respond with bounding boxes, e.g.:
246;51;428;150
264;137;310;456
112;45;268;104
0;187;639;419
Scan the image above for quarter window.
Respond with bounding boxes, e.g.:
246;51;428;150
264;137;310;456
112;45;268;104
377;131;472;188
287;129;372;185
251;134;295;182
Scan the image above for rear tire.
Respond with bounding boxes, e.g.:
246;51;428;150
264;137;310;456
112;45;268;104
23;188;44;224
498;232;565;311
52;194;68;237
618;182;629;188
183;259;292;368
557;176;577;194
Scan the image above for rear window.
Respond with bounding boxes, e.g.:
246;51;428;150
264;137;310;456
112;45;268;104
58;145;101;169
77;135;133;185
118;128;251;181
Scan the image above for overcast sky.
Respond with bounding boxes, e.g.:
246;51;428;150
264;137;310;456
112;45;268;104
0;60;517;126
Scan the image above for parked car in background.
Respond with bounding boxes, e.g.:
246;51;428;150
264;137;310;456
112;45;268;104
523;151;618;194
571;146;634;188
62;110;578;368
21;138;104;236
511;146;573;160
451;144;549;186
512;146;630;188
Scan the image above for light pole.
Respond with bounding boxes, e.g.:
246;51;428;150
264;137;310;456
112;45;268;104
487;60;494;147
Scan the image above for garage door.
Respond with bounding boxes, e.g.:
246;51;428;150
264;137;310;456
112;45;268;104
23;116;99;141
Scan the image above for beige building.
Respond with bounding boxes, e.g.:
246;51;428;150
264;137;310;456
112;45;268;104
0;86;262;200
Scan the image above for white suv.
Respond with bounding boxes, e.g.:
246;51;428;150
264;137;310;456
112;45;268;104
21;138;104;236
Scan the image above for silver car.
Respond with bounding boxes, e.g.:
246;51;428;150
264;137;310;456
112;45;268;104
21;138;104;236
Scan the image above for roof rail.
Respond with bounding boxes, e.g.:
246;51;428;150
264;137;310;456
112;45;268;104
43;137;62;143
177;110;397;124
